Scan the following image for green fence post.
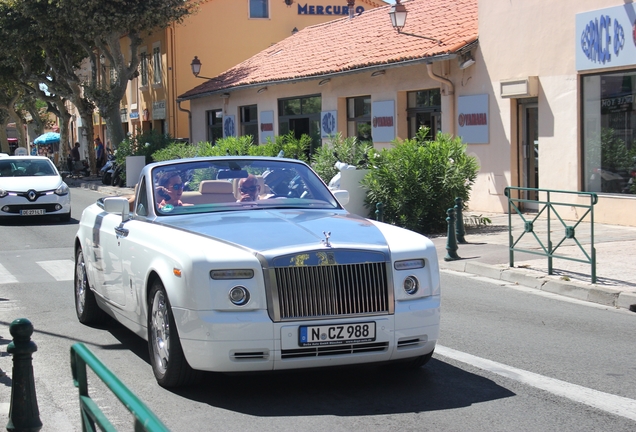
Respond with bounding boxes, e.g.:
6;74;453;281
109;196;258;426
454;197;467;244
375;202;383;222
445;208;461;261
6;318;42;432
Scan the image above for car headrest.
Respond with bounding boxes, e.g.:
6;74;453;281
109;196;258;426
199;180;233;194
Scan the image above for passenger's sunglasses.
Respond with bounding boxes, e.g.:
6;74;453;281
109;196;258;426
240;186;258;193
169;183;184;190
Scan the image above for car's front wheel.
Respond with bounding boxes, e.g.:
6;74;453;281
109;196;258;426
74;247;108;325
148;280;198;388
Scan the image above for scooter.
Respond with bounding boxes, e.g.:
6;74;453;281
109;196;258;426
111;161;125;187
100;150;116;185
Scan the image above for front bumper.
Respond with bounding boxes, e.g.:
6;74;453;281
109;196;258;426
173;295;440;372
0;193;71;217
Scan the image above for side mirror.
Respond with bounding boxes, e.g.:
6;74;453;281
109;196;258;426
332;189;350;206
103;196;130;222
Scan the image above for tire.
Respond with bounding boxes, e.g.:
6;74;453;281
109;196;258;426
148;280;198;388
102;171;111;185
74;247;108;325
111;173;121;187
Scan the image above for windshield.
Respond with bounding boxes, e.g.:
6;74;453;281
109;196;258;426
150;158;341;215
0;158;57;177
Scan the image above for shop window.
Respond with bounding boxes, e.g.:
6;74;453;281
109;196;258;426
249;0;269;18
240;105;259;144
347;96;371;142
152;45;162;85
582;71;636;195
278;95;322;156
407;89;441;140
207;109;223;144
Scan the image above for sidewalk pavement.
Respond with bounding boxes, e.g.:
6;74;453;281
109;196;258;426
67;175;636;313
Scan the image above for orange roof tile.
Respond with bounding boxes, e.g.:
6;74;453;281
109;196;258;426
179;0;477;100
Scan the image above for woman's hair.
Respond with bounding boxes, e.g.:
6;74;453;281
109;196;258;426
156;170;181;187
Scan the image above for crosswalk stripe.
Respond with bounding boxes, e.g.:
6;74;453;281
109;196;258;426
36;260;75;282
0;263;18;284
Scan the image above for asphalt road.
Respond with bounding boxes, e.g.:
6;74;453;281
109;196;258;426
0;186;634;431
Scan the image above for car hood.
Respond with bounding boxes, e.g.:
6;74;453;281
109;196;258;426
0;176;62;192
160;209;388;253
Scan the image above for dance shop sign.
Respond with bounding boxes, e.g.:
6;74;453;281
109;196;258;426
457;94;489;144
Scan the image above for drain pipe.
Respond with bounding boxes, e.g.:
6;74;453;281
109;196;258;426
177;100;192;144
426;63;455;137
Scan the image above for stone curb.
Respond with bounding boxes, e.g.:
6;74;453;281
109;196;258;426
440;261;636;312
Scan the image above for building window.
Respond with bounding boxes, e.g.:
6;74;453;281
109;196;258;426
278;95;322;156
240;105;259;144
249;0;269;18
152;45;161;85
407;89;441;140
347;96;371;142
207;109;223;144
140;50;148;87
582;71;636;195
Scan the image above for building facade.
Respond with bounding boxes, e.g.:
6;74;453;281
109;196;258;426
178;0;636;226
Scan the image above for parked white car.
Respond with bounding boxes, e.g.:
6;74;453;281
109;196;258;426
0;156;71;221
74;157;441;387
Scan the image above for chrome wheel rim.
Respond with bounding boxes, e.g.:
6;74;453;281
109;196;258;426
75;253;86;315
150;290;170;375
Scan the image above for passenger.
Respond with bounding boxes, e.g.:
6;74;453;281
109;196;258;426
155;172;190;209
237;174;260;202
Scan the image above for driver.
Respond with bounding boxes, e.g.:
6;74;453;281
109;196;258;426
237;174;260;202
156;172;190;209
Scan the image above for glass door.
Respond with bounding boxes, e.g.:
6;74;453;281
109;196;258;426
520;101;539;210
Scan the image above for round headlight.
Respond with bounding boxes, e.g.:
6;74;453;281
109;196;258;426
228;286;250;306
403;276;419;295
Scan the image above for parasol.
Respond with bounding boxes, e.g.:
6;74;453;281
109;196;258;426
33;132;60;145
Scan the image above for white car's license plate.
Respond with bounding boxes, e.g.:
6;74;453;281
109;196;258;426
20;209;45;216
299;322;376;346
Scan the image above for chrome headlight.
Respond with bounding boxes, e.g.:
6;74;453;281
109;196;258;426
54;182;69;196
0;189;7;198
403;276;419;295
228;286;250;306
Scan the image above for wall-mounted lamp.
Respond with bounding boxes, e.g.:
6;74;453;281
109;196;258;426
458;51;475;70
220;93;230;99
388;0;443;45
284;0;293;6
190;56;223;81
257;87;268;94
291;27;299;35
318;78;331;86
371;70;386;77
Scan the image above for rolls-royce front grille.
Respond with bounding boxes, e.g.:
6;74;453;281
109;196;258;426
274;262;390;320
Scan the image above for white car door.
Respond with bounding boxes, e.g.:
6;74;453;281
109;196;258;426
95;212;126;307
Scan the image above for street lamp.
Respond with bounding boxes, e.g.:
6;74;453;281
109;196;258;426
190;56;222;82
388;0;443;45
388;0;407;32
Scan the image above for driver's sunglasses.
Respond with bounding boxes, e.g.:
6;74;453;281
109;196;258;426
170;183;184;190
240;186;258;193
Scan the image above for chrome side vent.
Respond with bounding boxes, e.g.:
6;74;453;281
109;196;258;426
232;351;269;361
397;336;427;349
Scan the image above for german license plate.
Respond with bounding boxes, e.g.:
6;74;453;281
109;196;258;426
20;209;45;216
299;322;376;347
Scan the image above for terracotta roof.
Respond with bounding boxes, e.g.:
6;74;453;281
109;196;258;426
179;0;478;100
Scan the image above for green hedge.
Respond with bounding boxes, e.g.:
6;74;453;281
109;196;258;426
361;128;479;234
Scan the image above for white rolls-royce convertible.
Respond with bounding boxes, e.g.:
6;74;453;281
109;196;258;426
74;156;441;388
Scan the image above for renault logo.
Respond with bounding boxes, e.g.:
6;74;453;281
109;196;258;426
27;190;37;201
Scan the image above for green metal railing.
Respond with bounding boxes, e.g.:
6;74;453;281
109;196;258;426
70;343;170;432
504;187;598;283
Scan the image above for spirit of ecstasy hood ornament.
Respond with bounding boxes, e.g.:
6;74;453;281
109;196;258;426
321;231;331;248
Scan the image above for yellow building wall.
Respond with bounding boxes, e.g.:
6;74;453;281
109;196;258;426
166;0;385;139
